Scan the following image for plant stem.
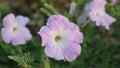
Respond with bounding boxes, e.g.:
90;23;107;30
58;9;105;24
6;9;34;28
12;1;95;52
44;56;50;68
81;19;91;28
44;3;58;14
40;8;52;17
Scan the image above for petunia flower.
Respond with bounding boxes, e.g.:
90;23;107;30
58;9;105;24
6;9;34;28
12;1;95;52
38;15;83;62
1;13;32;45
88;0;116;30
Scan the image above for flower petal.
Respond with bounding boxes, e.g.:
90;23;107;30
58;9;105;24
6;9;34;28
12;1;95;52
90;0;106;10
96;13;116;30
45;42;64;60
19;27;32;41
104;14;116;30
11;33;26;45
68;22;84;43
3;13;16;27
89;11;97;22
63;43;81;62
38;26;55;46
16;15;30;26
46;14;69;31
1;28;14;43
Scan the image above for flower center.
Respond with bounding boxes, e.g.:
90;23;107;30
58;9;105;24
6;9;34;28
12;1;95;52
96;11;101;17
55;35;61;42
13;27;18;32
95;10;103;18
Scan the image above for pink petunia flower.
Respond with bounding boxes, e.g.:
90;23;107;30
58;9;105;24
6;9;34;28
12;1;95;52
88;0;116;30
38;15;83;62
1;13;32;45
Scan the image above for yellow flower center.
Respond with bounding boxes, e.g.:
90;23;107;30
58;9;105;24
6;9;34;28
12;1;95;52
13;27;18;32
55;35;61;42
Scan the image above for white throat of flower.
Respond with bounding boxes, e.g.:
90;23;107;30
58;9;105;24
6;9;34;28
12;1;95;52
11;24;19;33
95;9;104;18
53;27;71;47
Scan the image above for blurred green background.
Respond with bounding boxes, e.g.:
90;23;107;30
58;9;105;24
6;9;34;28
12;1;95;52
0;0;120;68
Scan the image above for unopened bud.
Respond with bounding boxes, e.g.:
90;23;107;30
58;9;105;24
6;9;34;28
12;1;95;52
69;2;77;16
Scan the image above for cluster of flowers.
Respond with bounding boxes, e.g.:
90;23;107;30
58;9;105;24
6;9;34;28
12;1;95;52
1;0;116;62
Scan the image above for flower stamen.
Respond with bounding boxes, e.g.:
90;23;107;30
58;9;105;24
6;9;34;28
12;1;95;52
55;35;61;42
13;27;18;32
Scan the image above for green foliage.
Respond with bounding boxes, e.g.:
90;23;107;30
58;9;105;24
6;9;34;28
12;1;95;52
8;53;34;68
0;4;10;16
0;0;120;68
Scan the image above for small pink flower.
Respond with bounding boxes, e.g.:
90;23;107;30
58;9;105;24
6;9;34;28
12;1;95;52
88;0;116;30
1;13;32;45
38;15;83;62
